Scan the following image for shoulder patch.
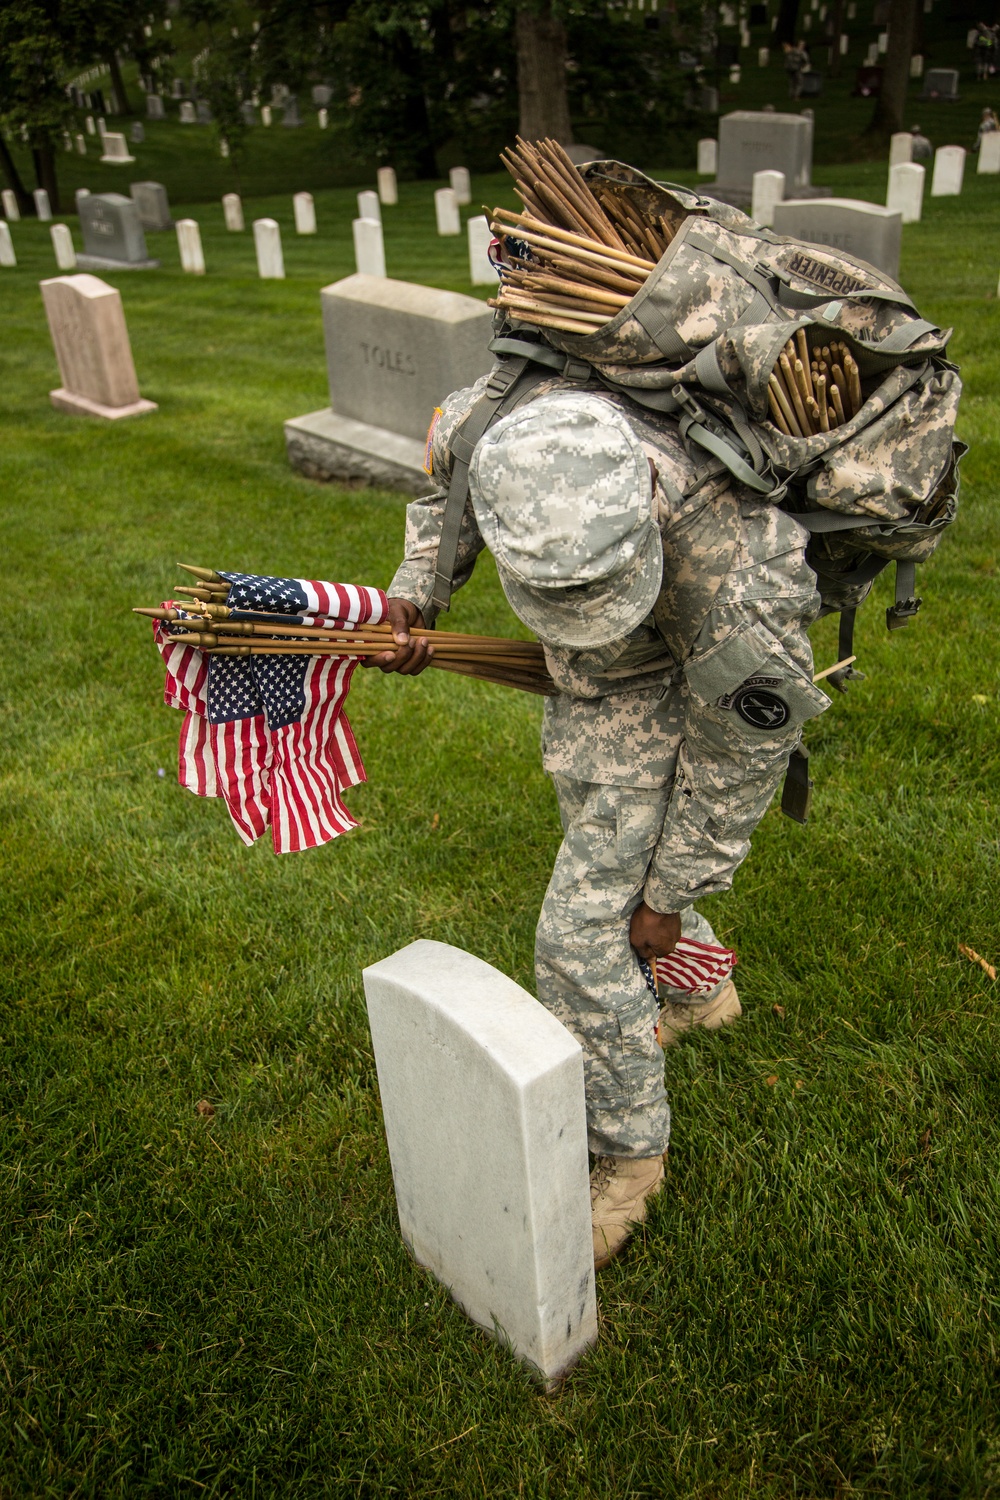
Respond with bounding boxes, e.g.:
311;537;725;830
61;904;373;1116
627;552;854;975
423;407;443;476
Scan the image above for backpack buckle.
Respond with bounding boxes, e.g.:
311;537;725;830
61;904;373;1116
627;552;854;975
485;362;522;399
886;594;922;630
560;356;592;384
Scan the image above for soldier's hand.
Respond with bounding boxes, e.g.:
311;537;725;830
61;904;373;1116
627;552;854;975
362;597;434;675
630;901;681;960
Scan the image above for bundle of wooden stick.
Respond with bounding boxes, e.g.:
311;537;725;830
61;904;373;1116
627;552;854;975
767;332;866;438
135;567;556;697
488;137;664;336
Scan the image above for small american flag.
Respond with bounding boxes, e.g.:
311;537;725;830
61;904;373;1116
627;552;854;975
648;939;737;996
154;572;387;853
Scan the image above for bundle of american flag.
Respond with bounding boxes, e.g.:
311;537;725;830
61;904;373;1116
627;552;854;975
139;566;554;854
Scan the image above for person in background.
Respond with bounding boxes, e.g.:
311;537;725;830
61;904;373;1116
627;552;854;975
783;40;809;100
975;107;999;150
910;125;933;162
973;22;997;82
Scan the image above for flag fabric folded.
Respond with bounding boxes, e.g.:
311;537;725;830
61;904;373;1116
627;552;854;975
654;938;738;996
153;572;388;853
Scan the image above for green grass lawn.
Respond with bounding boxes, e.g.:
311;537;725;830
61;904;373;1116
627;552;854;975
1;158;999;1498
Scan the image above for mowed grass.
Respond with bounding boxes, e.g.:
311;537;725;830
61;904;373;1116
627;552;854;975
0;163;999;1498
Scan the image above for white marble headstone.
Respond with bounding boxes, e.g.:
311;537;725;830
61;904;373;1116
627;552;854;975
887;161;924;222
0;222;15;267
449;166;471;205
222;192;244;231
75;188;91;213
363;940;597;1386
434;187;461;236
889;131;913;167
352;216;385;277
85;115;96;135
357;189;381;224
910;53;924;77
51;223;76;270
751;168;785;226
293;191;316;234
176;218;205;274
2;188;18;221
253;217;284;278
100;132;135;164
76;134;86;155
758;45;769;65
34;188;52;222
179;101;196;124
318;107;328;129
978;133;1000;174
377;166;398;205
697;138;718;175
468;214;494;286
931;145;965;197
260;104;272;126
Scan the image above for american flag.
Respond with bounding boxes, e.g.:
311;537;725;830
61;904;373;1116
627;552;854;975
154;572;388;853
639;939;738;997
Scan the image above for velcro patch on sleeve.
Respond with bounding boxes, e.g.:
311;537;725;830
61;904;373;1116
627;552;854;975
423;407;443;476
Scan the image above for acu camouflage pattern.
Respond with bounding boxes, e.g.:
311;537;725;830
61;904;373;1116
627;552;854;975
468;392;663;649
390;381;827;1156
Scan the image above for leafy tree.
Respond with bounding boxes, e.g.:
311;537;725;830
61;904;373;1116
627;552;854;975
867;0;918;138
0;0;75;212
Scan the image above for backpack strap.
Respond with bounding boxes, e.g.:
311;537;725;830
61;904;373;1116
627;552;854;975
430;338;592;615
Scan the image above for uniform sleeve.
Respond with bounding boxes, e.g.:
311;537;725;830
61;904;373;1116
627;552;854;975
641;499;828;914
388;377;491;626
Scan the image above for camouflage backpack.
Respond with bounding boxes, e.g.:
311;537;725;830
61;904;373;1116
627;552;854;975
433;162;964;807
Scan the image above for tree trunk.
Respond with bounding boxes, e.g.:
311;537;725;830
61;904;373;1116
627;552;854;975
867;0;917;136
774;0;802;48
32;143;61;215
828;0;846;78
107;51;131;115
394;30;437;178
516;3;573;144
0;133;32;214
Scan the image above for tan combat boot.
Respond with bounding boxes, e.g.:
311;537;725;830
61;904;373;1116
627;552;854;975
591;1153;665;1269
656;979;741;1049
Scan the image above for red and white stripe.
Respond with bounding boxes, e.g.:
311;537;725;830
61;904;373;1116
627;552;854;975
655;938;737;996
298;581;388;629
150;586;384;853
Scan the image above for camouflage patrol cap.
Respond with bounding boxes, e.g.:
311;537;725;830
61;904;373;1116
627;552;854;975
469;390;662;649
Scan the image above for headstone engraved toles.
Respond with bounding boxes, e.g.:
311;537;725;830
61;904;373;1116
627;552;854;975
40;273;157;419
772;197;903;280
707;110;829;207
363;941;598;1388
77;193;160;270
284;273;493;493
130;181;172;231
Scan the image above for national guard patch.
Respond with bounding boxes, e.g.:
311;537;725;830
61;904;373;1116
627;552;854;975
423;407;443;475
734;687;790;729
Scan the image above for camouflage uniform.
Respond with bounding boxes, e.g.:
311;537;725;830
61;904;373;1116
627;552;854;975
390;376;829;1159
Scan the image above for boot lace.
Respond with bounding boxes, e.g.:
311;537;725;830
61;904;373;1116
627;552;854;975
590;1155;618;1204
